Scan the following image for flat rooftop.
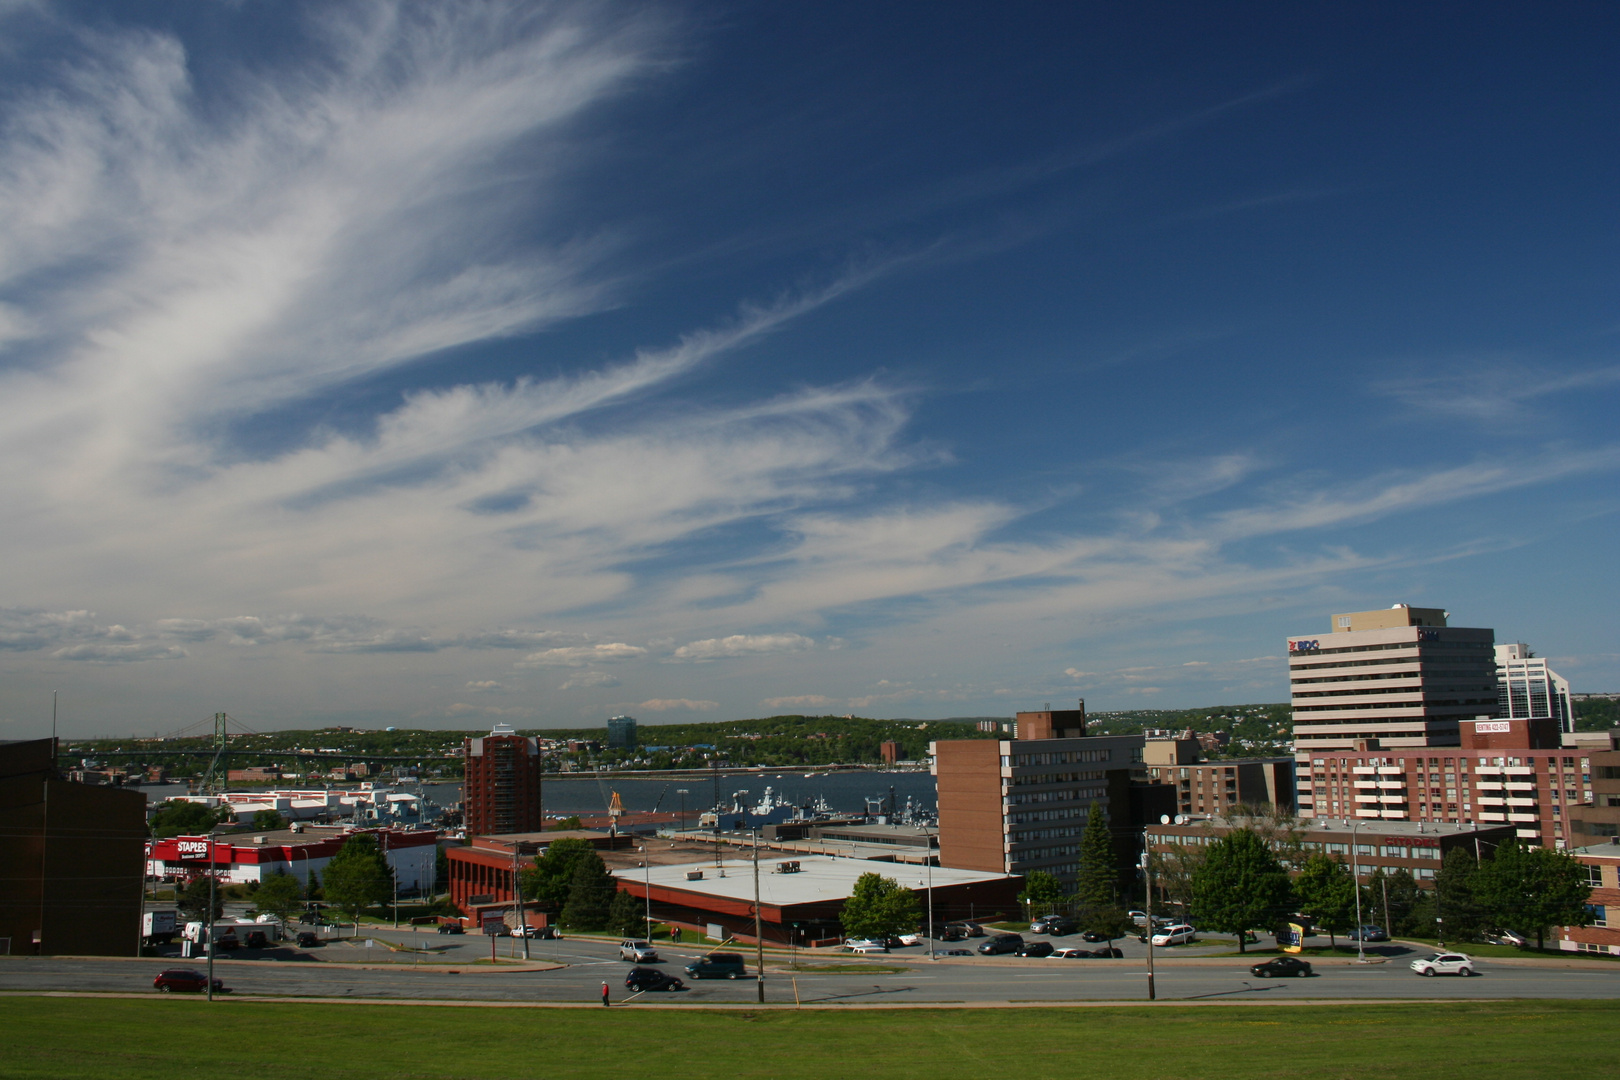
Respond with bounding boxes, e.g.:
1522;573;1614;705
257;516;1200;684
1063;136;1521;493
613;854;1012;907
1155;816;1514;838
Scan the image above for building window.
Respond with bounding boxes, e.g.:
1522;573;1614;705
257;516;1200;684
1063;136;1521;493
1580;864;1603;888
1586;904;1608;927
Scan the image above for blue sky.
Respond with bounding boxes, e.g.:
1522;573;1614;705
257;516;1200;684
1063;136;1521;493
2;2;1616;736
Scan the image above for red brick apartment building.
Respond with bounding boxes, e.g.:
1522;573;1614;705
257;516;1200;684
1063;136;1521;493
463;724;543;836
1558;840;1620;955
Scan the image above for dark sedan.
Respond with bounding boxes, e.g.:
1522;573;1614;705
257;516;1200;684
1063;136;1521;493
1016;941;1055;958
625;967;685;992
436;923;466;934
1251;957;1313;978
1089;946;1124;958
153;968;226;993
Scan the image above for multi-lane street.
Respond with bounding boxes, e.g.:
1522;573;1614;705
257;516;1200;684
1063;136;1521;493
4;930;1616;1006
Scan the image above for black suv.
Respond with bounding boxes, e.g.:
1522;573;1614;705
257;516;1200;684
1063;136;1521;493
1016;941;1055;958
1032;915;1076;936
978;934;1024;955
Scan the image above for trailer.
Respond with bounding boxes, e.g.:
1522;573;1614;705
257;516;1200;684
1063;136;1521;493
142;910;178;944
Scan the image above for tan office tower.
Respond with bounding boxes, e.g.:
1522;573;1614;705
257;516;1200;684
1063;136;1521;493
1287;603;1497;772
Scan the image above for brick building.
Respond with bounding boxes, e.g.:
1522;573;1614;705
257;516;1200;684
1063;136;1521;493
932;704;1146;886
1565;730;1620;845
0;738;147;957
1144;756;1296;818
1556;840;1620;956
1300;716;1587;848
463;723;543;836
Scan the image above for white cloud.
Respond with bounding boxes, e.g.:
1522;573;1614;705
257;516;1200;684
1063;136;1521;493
559;671;620;690
672;633;817;661
517;643;646;667
465;680;506;693
623;698;718;713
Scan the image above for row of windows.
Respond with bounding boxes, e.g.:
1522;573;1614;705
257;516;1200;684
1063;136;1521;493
1013;843;1080;862
1006;787;1105;806
1294;698;1495;712
1008;769;1106;787
1012;825;1085;842
1007;749;1115;767
1010;807;1098;824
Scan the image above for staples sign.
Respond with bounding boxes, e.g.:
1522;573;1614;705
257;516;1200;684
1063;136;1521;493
1289;640;1320;653
176;839;212;860
1474;721;1511;733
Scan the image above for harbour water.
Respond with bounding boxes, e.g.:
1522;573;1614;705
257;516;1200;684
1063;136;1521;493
136;770;938;817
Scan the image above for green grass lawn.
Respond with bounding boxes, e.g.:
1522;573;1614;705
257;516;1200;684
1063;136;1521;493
0;997;1612;1079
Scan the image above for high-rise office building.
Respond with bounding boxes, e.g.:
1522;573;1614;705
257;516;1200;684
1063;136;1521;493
607;715;637;749
462;723;543;836
1495;643;1575;734
1288;605;1497;752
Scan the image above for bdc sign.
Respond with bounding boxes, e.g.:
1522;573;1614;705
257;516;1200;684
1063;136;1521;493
1288;639;1320;653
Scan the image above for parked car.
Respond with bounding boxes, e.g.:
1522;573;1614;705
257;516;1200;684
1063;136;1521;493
1410;953;1477;977
1251;957;1313;978
952;922;986;938
624;967;684;992
295;931;323;948
244;930;268;949
934;926;967;941
1050;946;1091;958
944;948;974;956
1483;929;1528;948
619;939;659;963
1030;915;1077;936
1128;910;1149;926
978;934;1024;955
153;967;225;993
685;952;750;979
1151;924;1197;947
436;923;465;935
1088;946;1124;958
897;932;924;946
1016;941;1055;958
844;939;890;954
1348;925;1388;942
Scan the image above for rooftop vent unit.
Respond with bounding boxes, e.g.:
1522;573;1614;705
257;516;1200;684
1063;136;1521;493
686;870;703;881
775;861;802;874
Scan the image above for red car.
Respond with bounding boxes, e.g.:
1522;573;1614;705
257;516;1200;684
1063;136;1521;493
153;967;226;993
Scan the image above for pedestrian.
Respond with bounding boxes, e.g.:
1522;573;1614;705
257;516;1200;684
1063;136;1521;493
672;926;681;944
601;981;610;1007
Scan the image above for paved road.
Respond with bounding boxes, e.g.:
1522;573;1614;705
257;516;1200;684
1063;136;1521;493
5;933;1617;1005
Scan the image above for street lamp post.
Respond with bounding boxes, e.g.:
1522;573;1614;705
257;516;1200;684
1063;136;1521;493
206;825;219;1002
752;828;765;1004
1140;836;1155;1001
676;789;688;835
925;840;936;962
1351;818;1366;963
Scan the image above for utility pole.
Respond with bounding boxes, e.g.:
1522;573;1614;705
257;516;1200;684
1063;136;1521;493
1140;838;1155;1001
511;841;529;960
753;828;765;1003
1352;819;1365;963
206;826;218;1002
712;760;722;869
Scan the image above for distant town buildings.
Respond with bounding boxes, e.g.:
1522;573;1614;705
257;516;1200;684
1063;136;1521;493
462;723;543;836
146;825;437;891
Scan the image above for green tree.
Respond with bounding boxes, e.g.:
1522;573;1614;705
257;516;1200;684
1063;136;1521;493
321;834;394;930
550;816;583;831
251;809;288;831
1473;840;1594;950
1074;801;1117;909
1433;847;1483;944
607;889;644;937
1368;867;1421;936
1082;904;1135;948
305;869;323;903
251;871;303;930
558;851;615;931
521;838;596;912
1293;853;1357;947
177;875;223;922
1018;870;1069;919
1190;828;1293;953
149;800;228;839
838;872;922;940
1150;843;1206;922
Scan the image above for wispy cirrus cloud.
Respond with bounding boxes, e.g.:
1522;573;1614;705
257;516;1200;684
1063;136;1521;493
672;633;817;661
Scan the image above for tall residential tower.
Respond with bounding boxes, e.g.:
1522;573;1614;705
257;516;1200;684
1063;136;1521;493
462;723;543;836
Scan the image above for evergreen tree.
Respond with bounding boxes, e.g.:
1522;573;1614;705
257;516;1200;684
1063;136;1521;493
149;800;229;839
177;875;223;922
558;851;615;931
321;834;394;929
608;889;644;937
839;872;922;940
1293;853;1357;947
1190;828;1293;953
1074;801;1117;910
1368;867;1421;935
1433;847;1483;944
1473;840;1594;950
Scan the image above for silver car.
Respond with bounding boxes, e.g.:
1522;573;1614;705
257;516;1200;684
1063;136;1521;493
619;939;658;962
1410;952;1476;977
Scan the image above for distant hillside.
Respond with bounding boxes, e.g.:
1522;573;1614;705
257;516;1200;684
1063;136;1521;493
1086;703;1293;758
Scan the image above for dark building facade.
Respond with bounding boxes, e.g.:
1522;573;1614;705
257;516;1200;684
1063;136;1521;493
0;738;147;956
462;725;543;837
